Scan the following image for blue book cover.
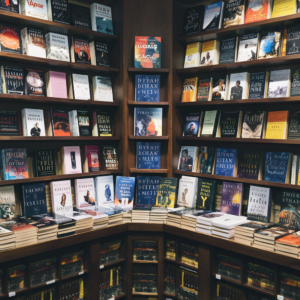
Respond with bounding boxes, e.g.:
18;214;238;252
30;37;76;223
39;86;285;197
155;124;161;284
135;75;160;102
264;152;291;183
202;1;223;31
182;113;201;136
115;176;135;207
22;183;47;217
215;148;238;177
136;142;161;169
136;176;161;205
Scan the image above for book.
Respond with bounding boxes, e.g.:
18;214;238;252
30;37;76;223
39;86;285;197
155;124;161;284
258;30;281;59
83;145;99;172
271;0;297;18
288;111;300;139
196;178;216;210
247;185;271;222
286;25;300;56
245;0;272;23
254;226;295;240
1;66;24;94
69;74;90;100
61;146;82;174
183;6;204;35
20;0;48;19
0;24;21;53
211;75;229;101
134;107;162;136
268;69;291;98
92;111;112;136
201;110;220;137
50;180;73;215
220;182;243;216
291;68;300;96
219;37;239;64
241;111;267;138
200;40;220;66
265;111;289;139
177;177;198;208
45;71;67;98
94;175;114;205
70;37;91;64
68;110;79;136
228;72;250;100
136;142;161;169
276;232;300;247
21;27;46;58
215;148;239;177
69;1;91;29
78;111;90;136
102;145;118;170
24;68;46;96
248;71;269;99
184;43;201;68
222;0;245;28
90;3;113;34
0;0;19;12
47;0;70;24
45;32;70;62
114;176;135;207
237;33;259;62
264;152;292;183
202;1;224;31
237;150;263;180
178;146;199;172
92;76;113;102
34;149;56;177
136;176;161;205
197;78;212;101
89;41;110;66
218;111;243;138
135;75;160;102
182;112;202;137
155;178;177;208
0;148;29;180
0;111;20;136
181;77;198;102
134;36;161;69
0;185;16;220
49;109;71;136
197;146;215;174
22;183;47;216
21;108;45;136
75;178;96;208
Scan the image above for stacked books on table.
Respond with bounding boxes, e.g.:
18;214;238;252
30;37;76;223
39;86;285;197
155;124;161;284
68;210;93;234
0;226;16;250
80;206;109;229
167;211;184;227
122;211;132;223
181;210;212;231
131;204;152;223
275;232;300;258
107;207;124;227
30;215;59;242
196;212;226;234
49;213;76;238
149;206;168;224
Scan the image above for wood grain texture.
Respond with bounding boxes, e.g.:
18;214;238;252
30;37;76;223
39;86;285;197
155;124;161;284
129;168;168;174
0;136;120;141
128;68;170;73
127;101;169;106
128;135;169;140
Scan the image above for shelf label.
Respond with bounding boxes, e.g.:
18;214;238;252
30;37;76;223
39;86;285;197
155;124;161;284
100;265;104;269
79;271;84;275
216;274;221;280
277;296;284;300
46;279;55;285
9;292;16;297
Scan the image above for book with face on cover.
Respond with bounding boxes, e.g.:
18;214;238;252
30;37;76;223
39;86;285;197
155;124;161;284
134;108;162;136
0;24;21;54
75;178;96;208
102;145;118;170
200;40;220;66
227;72;250;100
21;27;46;58
211;75;229;101
60;146;82;174
184;43;201;68
177;146;199;172
50;180;73;215
182;113;202;137
21;108;45;137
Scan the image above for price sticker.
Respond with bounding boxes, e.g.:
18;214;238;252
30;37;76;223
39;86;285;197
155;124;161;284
9;292;16;297
277;296;284;300
215;274;221;280
46;279;55;285
79;271;84;275
100;265;104;269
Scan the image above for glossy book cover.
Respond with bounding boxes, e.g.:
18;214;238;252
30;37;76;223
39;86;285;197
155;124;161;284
197;146;214;174
72;38;91;64
183;113;200;136
136;176;161;205
0;24;21;53
84;145;99;172
50;109;71;136
135;75;160;102
4;66;24;95
134;107;162;136
34;149;56;177
0;185;16;220
155;178;177;208
102;145;118;170
215;148;238;177
62;146;82;174
220;181;243;216
50;180;73;215
115;176;135;207
237;150;262;180
196;178;216;210
136;142;161;169
0;111;20;136
94;175;114;206
75;178;96;208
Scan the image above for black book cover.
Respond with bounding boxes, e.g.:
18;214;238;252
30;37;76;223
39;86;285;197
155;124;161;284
22;183;47;217
0;111;20;136
286;25;300;56
248;71;267;99
95;42;110;67
288;111;300;139
196;178;216;210
96;111;112;136
222;0;245;28
4;66;24;95
219;111;240;137
72;38;91;64
49;0;70;25
183;6;204;35
237;149;262;180
241;111;266;138
291;68;300;96
69;3;91;30
219;37;237;64
50;109;70;137
0;24;21;53
24;69;46;96
211;76;227;101
34;149;56;177
0;0;19;13
78;110;90;136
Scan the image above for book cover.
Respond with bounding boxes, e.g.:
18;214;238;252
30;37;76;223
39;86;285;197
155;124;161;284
183;113;201;136
258;31;281;59
34;149;55;177
2;66;24;94
48;0;70;24
264;152;291;183
219;111;240;137
93;111;112;136
94;175;114;205
237;150;263;180
50;180;73;215
90;3;113;34
291;68;300;96
134;107;162;136
75;178;96;208
265;110;289;139
215;148;238;177
181;77;198;102
286;25;300;55
177;177;198;208
90;41;110;66
200;40;219;66
201;110;219;136
136;176;160;205
196;178;216;210
46;71;67;98
84;145;99;172
50;109;71;136
0;0;19;13
92;76;113;102
220;182;243;216
0;185;16;220
183;6;203;35
69;2;91;29
77;110;90;136
178;146;198;172
135;75;160;102
24;68;46;96
136;142;161;169
45;32;70;62
102;145;118;170
22;183;47;216
197;78;211;101
21;0;48;19
237;33;259;62
222;0;245;28
21;108;45;136
288;111;300;139
211;76;228;101
245;0;271;23
68;110;79;136
219;37;238;64
155;178;177;208
267;69;291;98
61;146;82;174
1;148;29;180
248;71;268;99
276;232;300;245
0;111;20;136
184;43;201;68
134;36;161;69
272;0;296;18
21;27;46;58
197;146;215;174
255;226;295;239
114;176;135;207
71;37;91;64
71;74;90;100
241;111;266;138
228;72;249;100
247;185;271;222
202;1;224;31
0;24;21;53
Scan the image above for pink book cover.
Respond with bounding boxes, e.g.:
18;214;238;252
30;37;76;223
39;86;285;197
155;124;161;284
75;178;96;208
49;71;67;98
50;180;73;215
63;146;82;174
84;145;100;172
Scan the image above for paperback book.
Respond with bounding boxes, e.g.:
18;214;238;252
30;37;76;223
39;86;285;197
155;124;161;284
201;110;220;137
69;1;91;29
50;109;71;136
244;0;272;23
196;178;216;210
24;69;46;96
265;110;289;139
182;113;202;137
135;75;160;102
177;177;198;208
136;176;160;205
21;0;48;19
83;145;99;173
218;111;242;138
222;0;245;28
89;41;110;66
34;149;56;177
70;37;91;64
197;78;211;101
102;145;118;170
197;146;215;174
219;37;238;64
1;66;24;95
200;40;220;66
136;142;161;169
248;71;269;99
237;150;263;180
21;28;46;58
286;25;300;56
258;30;281;59
181;77;198;102
114;176;135;207
70;74;90;100
0;24;21;53
92;76;113;102
75;178;96;208
45;71;68;98
291;68;300;96
45;32;70;62
267;69;291;98
90;3;114;35
0;185;16;220
0;111;20;136
21;108;45;137
94;175;114;205
288;111;300;139
215;148;239;177
178;146;199;172
61;146;82;174
134;108;162;136
92;111;112;136
184;43;201;68
241;111;267;138
0;0;19;12
220;182;243;216
211;75;228;101
183;6;204;35
237;33;259;62
202;1;224;31
155;178;177;208
50;180;73;215
47;0;70;24
77;110;90;136
228;72;250;100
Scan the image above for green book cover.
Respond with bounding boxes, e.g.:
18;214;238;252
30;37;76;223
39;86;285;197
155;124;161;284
155;178;177;208
196;178;216;210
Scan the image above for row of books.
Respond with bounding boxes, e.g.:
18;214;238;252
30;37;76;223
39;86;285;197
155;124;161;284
99;266;123;300
132;264;157;294
0;66;113;102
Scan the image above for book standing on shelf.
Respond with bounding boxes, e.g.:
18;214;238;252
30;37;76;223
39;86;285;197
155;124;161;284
267;69;291;98
288;111;300;139
222;0;245;28
237;150;263;180
48;109;71;137
69;0;91;29
92;76;113;102
22;183;47;216
45;71;68;98
90;3;113;34
89;41;110;66
1;66;24;95
197;146;215;174
271;0;297;18
258;30;281;59
197;78;212;101
136;176;160;205
228;72;250;100
60;146;82;175
0;111;21;136
182;112;202;137
77;110;90;136
286;25;300;56
155;178;177;208
241;111;267;138
70;37;91;64
21;108;45;136
136;142;161;169
214;148;239;177
134;107;162;136
290;68;300;96
102;145;118;170
248;71;269;99
211;75;229;101
265;110;289;139
75;178;96;208
177;176;198;208
244;0;272;23
21;28;46;58
196;178;216;210
219;37;239;64
115;176;135;207
0;24;21;54
94;175;114;205
45;32;70;62
21;0;48;19
135;75;160;102
69;74;90;100
217;111;243;138
50;180;73;215
178;146;199;172
24;68;46;96
0;185;16;220
181;77;198;102
34;149;56;177
200;40;220;66
47;0;70;24
83;145;99;173
220;182;243;216
92;111;112;136
183;6;204;35
0;0;19;13
202;1;224;31
184;43;201;68
201;110;220;137
237;33;259;62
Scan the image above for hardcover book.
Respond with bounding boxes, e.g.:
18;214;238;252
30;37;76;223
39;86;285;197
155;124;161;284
218;111;242;138
258;30;281;59
265;110;289;139
61;146;82;175
237;33;259;62
136;176;160;205
92;76;113;102
248;71;269;99
197;78;211;101
89;41;110;66
21;108;45;137
24;68;46;96
69;1;91;29
177;177;198;208
94;175;114;205
90;3;113;34
244;0;272;23
70;37;91;64
288;111;300;139
196;178;216;210
0;24;21;53
222;0;245;28
134;36;161;69
77;110;90;136
70;74;90;100
202;1;224;31
184;43;201;68
201;110;220;137
197;146;215;174
136;142;161;169
134;107;162;136
155;178;177;208
83;145;99;172
75;178;96;208
50;180;73;215
178;146;199;172
114;176;135;207
92;111;112;137
264;152;291;183
102;145;118;170
50;109;71;136
219;37;239;64
241;111;267;138
183;112;202;137
0;111;20;136
291;68;300;96
267;69;291;98
220;182;243;216
211;75;229;101
181;77;198;102
135;75;160;102
237;150;263;180
228;72;250;100
68;110;79;136
0;185;16;220
271;0;297;18
34;149;56;177
22;183;47;216
254;226;295;240
45;71;68;98
183;6;204;35
45;32;70;62
21;27;46;58
1;66;24;94
215;148;239;177
286;25;300;55
21;0;48;19
47;0;70;24
0;0;19;13
200;40;220;66
247;185;271;222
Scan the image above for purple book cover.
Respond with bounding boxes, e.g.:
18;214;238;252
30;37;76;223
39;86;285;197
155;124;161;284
220;181;243;216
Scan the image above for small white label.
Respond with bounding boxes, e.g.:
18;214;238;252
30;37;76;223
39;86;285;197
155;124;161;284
46;279;55;285
216;274;221;280
277;296;284;300
9;292;16;297
79;271;84;275
100;265;104;269
108;298;114;300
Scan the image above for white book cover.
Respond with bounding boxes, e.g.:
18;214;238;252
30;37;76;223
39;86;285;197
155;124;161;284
0;185;16;220
291;155;297;185
196;212;226;225
72;74;90;100
21;108;45;136
90;3;113;31
21;0;48;20
267;69;291;98
68;110;80;136
228;72;249;100
92;76;113;101
50;180;73;215
211;215;248;229
75;178;96;208
201;110;218;135
177;177;198;208
94;175;114;206
62;146;82;174
21;28;46;58
212;229;235;238
237;33;259;62
45;32;70;62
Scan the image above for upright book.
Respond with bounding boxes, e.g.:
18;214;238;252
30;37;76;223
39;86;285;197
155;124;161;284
49;109;71;137
77;110;90;136
24;68;46;96
201;110;220;137
182;112;202;137
0;111;20;136
20;0;48;19
286;25;300;56
184;43;201;68
90;3;113;34
69;1;91;29
60;146;82;175
202;1;224;31
181;77;198;102
75;178;96;208
218;111;243;138
0;185;16;220
197;146;215;174
50;180;73;215
0;24;21;53
135;75;160;102
244;0;272;23
288;111;300;139
183;6;204;35
47;0;70;24
214;148;239;177
92;76;113;102
69;74;90;100
177;177;198;208
211;75;229;101
197;78;212;101
102;145;118;170
177;146;199;172
258;30;281;59
136;142;161;169
219;37;239;64
45;71;68;98
136;176;160;205
1;66;24;94
196;178;216;210
220;182;243;216
83;145;99;173
228;72;250;100
265;110;289;139
134;108;162;136
70;37;91;64
114;176;135;208
89;41;110;66
92;111;112;136
0;0;19;12
290;68;300;96
21;108;45;137
45;32;70;62
241;111;267;138
237;150;263;180
267;69;291;98
222;0;245;28
200;40;220;66
248;71;269;99
237;33;259;62
155;178;177;208
21;27;46;58
34;149;56;177
271;0;297;18
94;175;114;205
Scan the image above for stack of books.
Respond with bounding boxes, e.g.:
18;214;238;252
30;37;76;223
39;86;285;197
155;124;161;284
149;206;168;224
69;211;93;234
275;232;300;258
51;213;76;238
30;215;59;242
107;207;124;227
181;210;212;231
80;206;109;229
122;211;132;223
0;226;15;250
167;210;186;227
214;184;223;210
196;212;226;234
131;204;152;223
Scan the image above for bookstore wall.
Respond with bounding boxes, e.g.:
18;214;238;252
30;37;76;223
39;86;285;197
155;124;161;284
1;0;300;300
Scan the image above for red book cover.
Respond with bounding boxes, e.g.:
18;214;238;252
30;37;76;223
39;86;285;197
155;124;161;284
84;145;100;172
72;38;91;64
244;0;270;23
0;24;21;53
276;232;300;246
50;109;71;136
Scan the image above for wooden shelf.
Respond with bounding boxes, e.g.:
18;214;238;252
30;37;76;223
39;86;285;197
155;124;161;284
0;170;122;187
128;101;169;106
163;292;176;298
133;260;158;264
164;257;177;263
128;67;169;73
30;279;59;290
129;168;168;174
114;293;126;299
132;292;158;296
129;135;169;140
0;52;119;75
101;258;126;269
243;283;275;297
61;270;88;281
0;136;120;141
212;273;241;286
0;11;118;43
177;261;198;272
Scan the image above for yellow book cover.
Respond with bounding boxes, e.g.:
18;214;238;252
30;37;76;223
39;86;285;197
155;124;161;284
202;40;216;52
155;178;177;208
272;0;296;18
282;29;287;56
265;111;289;139
184;42;201;68
181;77;198;102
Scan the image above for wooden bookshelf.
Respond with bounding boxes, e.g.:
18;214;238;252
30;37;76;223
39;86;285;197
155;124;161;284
129;168;168;174
0;136;120;141
128;135;169;140
128;67;170;73
127;101;170;106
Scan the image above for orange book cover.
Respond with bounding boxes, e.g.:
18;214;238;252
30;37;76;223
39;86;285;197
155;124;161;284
276;233;300;245
267;111;289;123
181;78;198;102
282;29;287;56
73;38;91;64
244;0;270;23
